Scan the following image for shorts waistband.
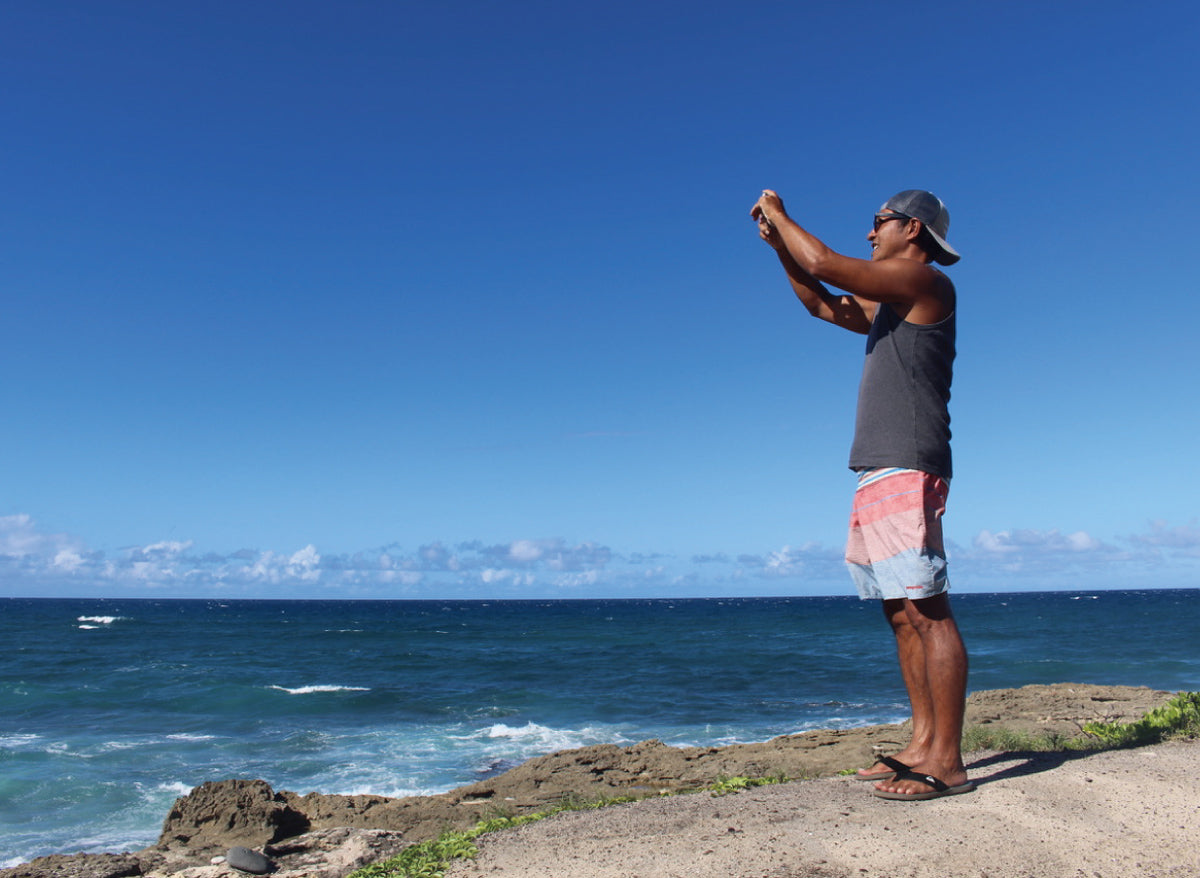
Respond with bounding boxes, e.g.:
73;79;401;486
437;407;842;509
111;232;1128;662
856;467;949;489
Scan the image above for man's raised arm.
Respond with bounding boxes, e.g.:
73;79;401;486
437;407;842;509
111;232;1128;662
752;189;952;327
756;216;875;334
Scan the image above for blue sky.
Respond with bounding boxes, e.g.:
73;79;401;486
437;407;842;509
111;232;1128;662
2;1;1197;599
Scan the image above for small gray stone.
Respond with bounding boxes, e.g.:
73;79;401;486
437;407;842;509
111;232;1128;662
226;847;273;875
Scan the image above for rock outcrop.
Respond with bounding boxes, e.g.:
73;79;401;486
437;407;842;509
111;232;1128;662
0;854;145;878
157;780;310;856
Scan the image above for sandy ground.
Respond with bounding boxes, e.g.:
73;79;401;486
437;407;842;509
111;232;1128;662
446;740;1200;878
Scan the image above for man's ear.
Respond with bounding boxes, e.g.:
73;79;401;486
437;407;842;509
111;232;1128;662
904;219;923;243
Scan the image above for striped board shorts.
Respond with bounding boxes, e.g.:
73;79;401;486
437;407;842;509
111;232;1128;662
845;467;950;601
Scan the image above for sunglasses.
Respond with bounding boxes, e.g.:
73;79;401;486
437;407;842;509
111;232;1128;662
873;212;912;231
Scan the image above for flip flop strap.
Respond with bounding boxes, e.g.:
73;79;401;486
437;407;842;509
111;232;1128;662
890;768;948;792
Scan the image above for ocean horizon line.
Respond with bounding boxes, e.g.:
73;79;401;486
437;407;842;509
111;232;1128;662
5;585;1198;605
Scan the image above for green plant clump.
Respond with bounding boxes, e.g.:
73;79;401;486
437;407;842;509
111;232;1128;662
707;774;788;796
1082;691;1200;747
960;726;1077;754
348;793;646;878
960;691;1200;754
349;812;548;878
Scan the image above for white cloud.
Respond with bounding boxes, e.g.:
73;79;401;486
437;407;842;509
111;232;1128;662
417;542;456;570
973;530;1019;554
730;542;844;581
1;514;1197;599
480;568;536;586
764;545;811;575
554;570;599;588
955;526;1175;582
0;514;82;558
509;540;543;563
1128;520;1200;554
1066;531;1101;552
972;528;1107;555
52;549;86;572
288;545;321;581
142;540;191;556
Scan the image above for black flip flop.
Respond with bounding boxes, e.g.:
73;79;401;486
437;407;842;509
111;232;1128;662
872;768;976;800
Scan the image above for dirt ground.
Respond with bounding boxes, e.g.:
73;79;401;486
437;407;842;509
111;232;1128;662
446;740;1200;878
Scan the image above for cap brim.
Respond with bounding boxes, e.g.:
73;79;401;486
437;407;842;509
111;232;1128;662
927;229;960;265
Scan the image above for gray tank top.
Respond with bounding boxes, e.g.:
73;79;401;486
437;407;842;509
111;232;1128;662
848;304;955;478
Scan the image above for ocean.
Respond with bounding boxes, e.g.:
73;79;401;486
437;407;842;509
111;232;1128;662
2;590;1198;866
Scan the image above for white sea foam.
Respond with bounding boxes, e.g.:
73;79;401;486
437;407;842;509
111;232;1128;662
0;733;41;749
97;740;147;753
59;826;160;863
77;616;121;625
165;733;216;742
340;783;441;799
269;684;371;695
155;780;194;796
485;721;557;740
482;721;626;754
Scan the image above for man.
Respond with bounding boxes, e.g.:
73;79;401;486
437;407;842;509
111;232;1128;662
751;189;973;801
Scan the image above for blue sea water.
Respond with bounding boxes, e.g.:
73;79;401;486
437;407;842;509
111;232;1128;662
2;590;1198;866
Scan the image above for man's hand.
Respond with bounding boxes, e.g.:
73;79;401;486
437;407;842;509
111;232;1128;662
751;189;787;250
752;189;786;223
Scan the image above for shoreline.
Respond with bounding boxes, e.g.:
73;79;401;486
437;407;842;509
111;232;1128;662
0;683;1181;878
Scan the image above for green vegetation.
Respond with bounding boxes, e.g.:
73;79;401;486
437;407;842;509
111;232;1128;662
962;691;1200;753
554;791;641;811
347;777;786;878
707;774;788;796
348;812;547;878
961;726;1077;753
347;792;643;878
1081;691;1200;747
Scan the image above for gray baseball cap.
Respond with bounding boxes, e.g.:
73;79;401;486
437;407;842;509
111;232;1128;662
880;190;960;265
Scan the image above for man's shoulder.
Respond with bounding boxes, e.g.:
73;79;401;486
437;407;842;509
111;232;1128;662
897;261;955;323
929;265;956;294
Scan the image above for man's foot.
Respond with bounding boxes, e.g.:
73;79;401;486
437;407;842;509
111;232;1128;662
872;768;974;800
855;754;911;782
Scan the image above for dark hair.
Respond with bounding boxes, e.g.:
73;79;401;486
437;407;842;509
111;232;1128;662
914;224;941;262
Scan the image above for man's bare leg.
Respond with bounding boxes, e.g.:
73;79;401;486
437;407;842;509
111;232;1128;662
874;593;969;794
855;598;935;777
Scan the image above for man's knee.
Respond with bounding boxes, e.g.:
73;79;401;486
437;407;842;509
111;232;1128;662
902;593;955;631
882;598;910;630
